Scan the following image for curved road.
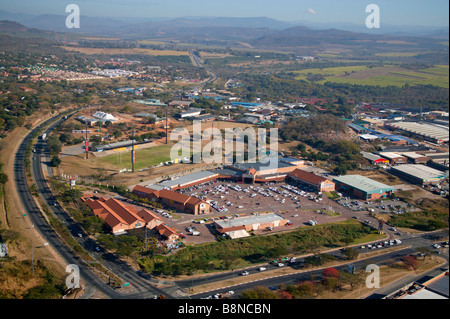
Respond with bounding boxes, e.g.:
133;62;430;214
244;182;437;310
15;112;177;299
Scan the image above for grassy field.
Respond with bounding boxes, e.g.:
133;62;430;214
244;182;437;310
59;46;189;56
97;143;174;170
294;64;449;88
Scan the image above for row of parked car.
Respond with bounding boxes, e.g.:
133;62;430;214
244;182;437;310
361;239;402;249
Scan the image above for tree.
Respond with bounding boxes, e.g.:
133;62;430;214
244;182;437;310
240;286;279;299
51;155;61;167
322;267;339;278
401;255;418;270
341;247;359;260
296;280;315;297
337;270;363;291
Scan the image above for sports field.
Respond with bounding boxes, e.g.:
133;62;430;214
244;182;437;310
294;64;449;88
96;143;175;170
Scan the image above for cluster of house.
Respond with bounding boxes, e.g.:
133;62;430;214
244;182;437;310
81;196;179;242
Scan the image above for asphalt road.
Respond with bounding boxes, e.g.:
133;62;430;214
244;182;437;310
184;230;448;299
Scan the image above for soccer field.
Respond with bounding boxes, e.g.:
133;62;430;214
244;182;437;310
97;144;174;170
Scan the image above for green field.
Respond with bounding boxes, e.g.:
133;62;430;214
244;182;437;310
294;64;449;88
97;144;174;170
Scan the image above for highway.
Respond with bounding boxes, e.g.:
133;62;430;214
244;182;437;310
190;50;219;91
181;230;448;299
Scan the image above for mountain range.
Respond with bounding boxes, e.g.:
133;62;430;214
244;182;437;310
0;10;448;56
0;10;448;39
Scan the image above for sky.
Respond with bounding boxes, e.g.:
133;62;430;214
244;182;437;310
1;0;449;27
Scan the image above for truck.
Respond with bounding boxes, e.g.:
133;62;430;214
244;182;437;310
214;291;234;299
308;219;318;226
41;133;47;140
271;257;290;265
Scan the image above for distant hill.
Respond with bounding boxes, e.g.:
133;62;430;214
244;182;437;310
0;13;447;54
250;25;446;52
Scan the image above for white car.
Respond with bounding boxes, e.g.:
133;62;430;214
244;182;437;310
259;267;267;271
240;271;249;276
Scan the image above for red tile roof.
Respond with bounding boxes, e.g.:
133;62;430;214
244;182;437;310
288;168;329;185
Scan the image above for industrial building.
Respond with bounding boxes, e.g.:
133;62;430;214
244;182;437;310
287;168;335;192
214;213;287;239
401;152;430;164
148;171;221;191
389;164;446;185
385;122;449;144
332;175;395;200
361;152;389;165
176;108;202;119
378;152;407;165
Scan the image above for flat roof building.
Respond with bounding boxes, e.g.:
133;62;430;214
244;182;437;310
385;122;449;144
361;152;390;165
389;164;446;185
333;175;395;200
401;152;430;164
214;213;287;238
378;152;407;165
151;171;220;191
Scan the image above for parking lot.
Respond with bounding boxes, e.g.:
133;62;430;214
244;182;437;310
118;179;408;245
336;197;415;215
172;180;366;242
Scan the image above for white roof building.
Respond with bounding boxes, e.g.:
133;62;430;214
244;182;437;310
92;111;117;122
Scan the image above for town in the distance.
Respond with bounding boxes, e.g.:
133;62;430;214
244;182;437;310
0;1;448;303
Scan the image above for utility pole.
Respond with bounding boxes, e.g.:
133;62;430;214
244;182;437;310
165;106;168;144
85;122;89;160
131;130;135;173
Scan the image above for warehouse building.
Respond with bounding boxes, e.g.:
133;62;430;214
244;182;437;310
401;152;430;164
332;175;395;200
214;213;287;239
176;108;202;119
287;168;335;192
384;122;449;144
378;152;407;165
361;151;390;165
148;171;221;191
389;164;446;185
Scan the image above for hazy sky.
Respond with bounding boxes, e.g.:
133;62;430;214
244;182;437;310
1;0;449;26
